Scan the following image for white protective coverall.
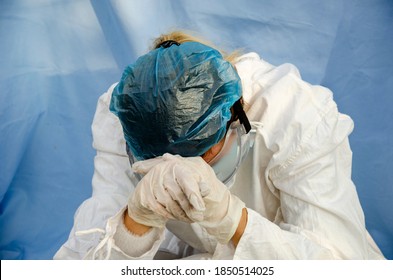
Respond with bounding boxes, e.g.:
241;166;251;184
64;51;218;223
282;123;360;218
54;53;385;260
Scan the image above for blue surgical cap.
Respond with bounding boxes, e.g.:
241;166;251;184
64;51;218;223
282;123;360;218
110;42;242;160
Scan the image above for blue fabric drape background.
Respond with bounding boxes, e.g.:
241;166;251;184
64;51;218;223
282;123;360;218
1;0;392;259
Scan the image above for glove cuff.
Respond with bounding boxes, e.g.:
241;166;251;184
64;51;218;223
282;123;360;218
206;194;245;244
127;204;167;229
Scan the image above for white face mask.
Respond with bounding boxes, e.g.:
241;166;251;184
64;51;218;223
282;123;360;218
207;122;256;186
126;122;256;186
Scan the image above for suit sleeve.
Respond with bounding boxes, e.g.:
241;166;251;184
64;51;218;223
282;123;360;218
217;54;385;259
54;84;165;259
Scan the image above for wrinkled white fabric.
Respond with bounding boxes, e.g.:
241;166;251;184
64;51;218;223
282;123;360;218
54;53;385;260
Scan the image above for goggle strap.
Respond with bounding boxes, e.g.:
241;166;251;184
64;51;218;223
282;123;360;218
158;40;180;48
233;100;251;133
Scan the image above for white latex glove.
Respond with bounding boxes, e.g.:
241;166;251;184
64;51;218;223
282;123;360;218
180;156;246;244
127;154;209;228
134;154;245;243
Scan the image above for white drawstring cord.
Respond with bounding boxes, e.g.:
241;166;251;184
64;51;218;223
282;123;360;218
76;227;123;259
75;228;105;236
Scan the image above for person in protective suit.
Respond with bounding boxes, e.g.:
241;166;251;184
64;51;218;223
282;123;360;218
54;31;385;260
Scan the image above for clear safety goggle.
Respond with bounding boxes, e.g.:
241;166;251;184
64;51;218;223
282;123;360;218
207;121;255;185
126;121;255;186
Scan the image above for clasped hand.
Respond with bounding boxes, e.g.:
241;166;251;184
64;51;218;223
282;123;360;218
127;153;245;243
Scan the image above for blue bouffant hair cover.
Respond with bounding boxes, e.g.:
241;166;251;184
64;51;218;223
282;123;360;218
110;42;242;160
